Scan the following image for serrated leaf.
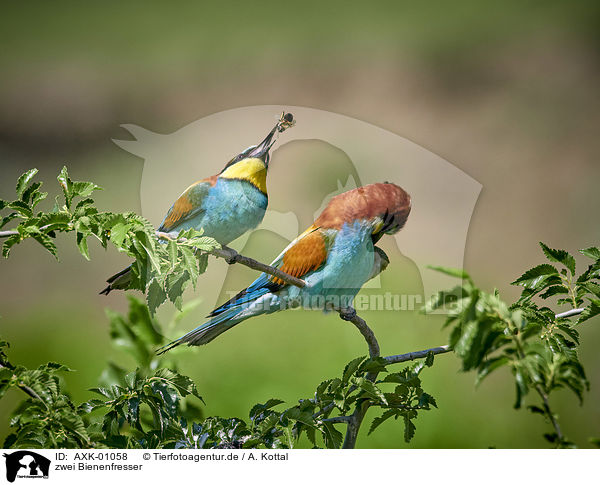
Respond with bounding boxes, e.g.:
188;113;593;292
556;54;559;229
539;285;568;299
249;399;285;420
16;169;38;197
2;234;20;258
57;166;74;209
476;356;510;386
513;366;529;409
355;378;387;404
33;233;58;259
512;264;559;288
579;282;600;299
109;222;130;247
180;247;199;290
146;279;167;315
8;200;33;218
403;415;416;442
322;422;343;449
166;271;190;311
283;407;316;428
539;242;576;275
342;356;365;383
152;368;203;401
368;409;397;435
197;252;209;275
167;240;178;270
76;232;90;260
0;213;18;230
72;181;101;198
20;181;42;205
577;299;600;324
361;357;389;374
579;247;600;261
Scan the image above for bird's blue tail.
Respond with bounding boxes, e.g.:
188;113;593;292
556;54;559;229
157;274;274;354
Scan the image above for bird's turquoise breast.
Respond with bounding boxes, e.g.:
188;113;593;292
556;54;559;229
287;221;375;309
177;178;267;245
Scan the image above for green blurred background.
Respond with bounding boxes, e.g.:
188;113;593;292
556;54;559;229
1;1;599;448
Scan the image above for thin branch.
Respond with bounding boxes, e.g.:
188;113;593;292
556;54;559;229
335;307;381;448
385;346;451;364
0;224;53;239
213;245;306;288
321;416;352;424
155;231;306;289
337;308;380;359
535;384;563;443
555;308;584;319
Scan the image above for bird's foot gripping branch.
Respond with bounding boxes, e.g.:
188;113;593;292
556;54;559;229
1;167;600;448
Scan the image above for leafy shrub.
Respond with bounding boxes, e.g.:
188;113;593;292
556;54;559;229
1;168;598;448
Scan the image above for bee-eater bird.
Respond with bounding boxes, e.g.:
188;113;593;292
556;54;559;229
158;182;411;352
100;112;295;295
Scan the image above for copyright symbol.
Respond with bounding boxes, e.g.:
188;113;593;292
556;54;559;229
143;453;151;460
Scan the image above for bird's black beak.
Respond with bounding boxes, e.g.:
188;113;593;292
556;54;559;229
248;112;295;162
248;125;278;161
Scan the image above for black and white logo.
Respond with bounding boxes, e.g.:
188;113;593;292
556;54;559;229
3;451;50;482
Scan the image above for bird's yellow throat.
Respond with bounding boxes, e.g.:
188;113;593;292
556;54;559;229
220;158;267;194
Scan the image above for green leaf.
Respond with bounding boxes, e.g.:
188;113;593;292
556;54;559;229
0;213;18;230
16;169;38;197
8;201;33;218
152;368;203;401
539;285;568;299
109;222;130;247
72;181;102;198
355;378;387;404
579;247;600;261
1;234;20;258
476;356;510;386
31;190;48;208
76;232;90;260
249;399;285;420
513;366;529;409
146;279;167;315
342;356;365;383
577;299;600;324
511;264;559;289
167;240;178;270
403;415;416;442
368;409;397;435
32;233;58;259
539;242;576;275
57;166;74;209
427;265;470;280
361;357;389;374
20;182;42;205
180;247;199;290
197;252;209;275
322;422;343;449
166;272;190;311
579;282;600;299
283;407;316;428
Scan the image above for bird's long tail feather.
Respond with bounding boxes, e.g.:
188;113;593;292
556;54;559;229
157;288;271;354
100;265;132;295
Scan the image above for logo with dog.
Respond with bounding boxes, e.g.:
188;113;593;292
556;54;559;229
3;451;51;482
